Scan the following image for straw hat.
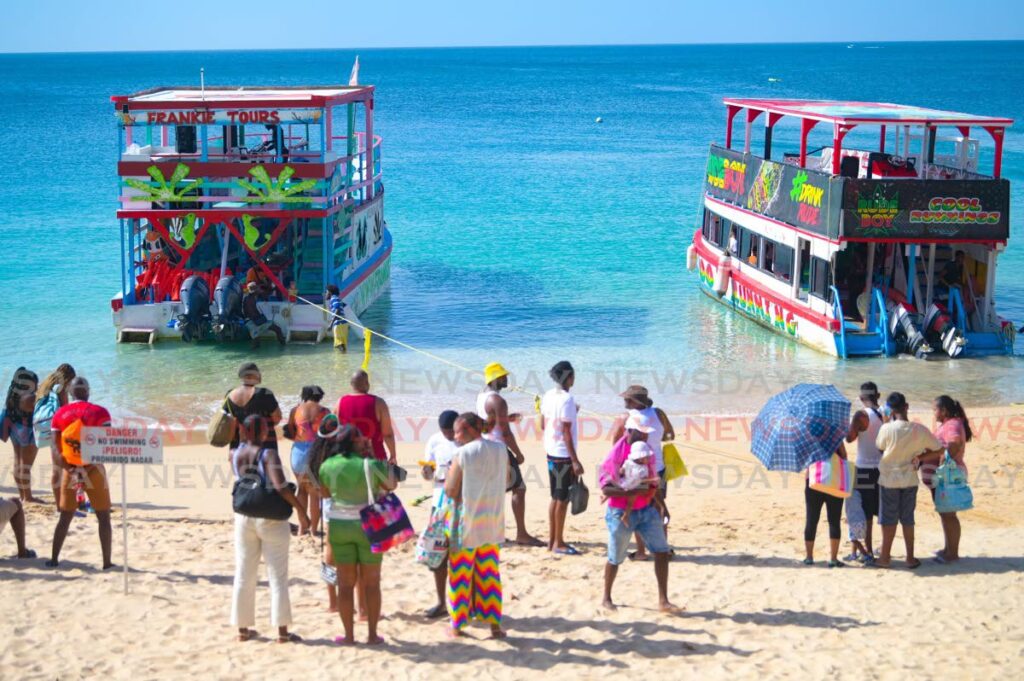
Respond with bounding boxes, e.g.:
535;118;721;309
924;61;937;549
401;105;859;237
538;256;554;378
620;384;653;407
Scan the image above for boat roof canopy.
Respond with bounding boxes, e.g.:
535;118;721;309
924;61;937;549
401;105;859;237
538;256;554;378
723;98;1013;127
112;85;373;110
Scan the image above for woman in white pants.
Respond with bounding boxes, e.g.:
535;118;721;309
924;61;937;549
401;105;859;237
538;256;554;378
230;415;308;643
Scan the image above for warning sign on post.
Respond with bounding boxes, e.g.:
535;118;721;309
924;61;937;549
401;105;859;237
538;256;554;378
81;426;164;465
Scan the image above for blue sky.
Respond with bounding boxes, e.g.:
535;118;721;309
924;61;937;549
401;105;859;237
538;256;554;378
3;0;1022;53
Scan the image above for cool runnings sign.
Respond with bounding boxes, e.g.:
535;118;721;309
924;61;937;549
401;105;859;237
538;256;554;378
843;179;1009;241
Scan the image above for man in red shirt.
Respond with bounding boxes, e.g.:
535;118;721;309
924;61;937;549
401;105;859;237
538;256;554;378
337;370;397;464
46;377;114;569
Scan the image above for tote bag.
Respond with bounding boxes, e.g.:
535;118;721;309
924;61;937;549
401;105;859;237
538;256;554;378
360;458;416;553
415;493;450;569
933;452;974;514
207;396;236;448
808;454;854;498
663;443;689;481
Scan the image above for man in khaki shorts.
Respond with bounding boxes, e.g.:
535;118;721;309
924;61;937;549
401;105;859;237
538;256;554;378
1;497;36;558
46;377;114;569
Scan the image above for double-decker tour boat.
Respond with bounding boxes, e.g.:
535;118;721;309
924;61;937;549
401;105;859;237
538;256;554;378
110;83;391;344
688;99;1015;358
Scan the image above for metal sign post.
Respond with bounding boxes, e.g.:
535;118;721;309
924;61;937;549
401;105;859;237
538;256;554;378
82;425;163;594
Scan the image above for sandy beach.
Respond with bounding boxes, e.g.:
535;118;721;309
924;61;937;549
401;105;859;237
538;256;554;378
1;406;1022;680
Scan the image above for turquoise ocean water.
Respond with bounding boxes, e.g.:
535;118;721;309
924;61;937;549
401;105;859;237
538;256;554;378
0;43;1022;423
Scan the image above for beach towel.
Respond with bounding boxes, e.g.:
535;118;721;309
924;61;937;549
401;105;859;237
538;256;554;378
846;489;867;542
598;436;631;489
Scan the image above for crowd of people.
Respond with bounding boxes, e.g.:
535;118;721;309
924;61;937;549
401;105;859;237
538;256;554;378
1;362;975;645
803;381;972;569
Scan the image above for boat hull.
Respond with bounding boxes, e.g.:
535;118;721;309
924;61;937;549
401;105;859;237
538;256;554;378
111;228;392;343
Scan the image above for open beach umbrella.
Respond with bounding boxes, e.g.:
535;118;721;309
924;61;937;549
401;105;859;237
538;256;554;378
750;384;851;472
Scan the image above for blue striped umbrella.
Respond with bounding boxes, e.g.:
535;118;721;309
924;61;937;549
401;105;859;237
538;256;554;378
751;384;851;472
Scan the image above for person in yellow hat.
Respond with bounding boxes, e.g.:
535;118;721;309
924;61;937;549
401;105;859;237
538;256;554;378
477;363;543;547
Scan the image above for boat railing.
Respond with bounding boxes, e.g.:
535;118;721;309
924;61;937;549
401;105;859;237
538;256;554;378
118;134;383;215
830;285;847;359
869;288;894;355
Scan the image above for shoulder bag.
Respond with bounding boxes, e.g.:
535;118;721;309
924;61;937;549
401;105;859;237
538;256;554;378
207;395;236;448
231;450;294;520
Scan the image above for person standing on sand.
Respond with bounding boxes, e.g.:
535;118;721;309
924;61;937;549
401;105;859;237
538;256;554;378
315;421;397;646
599;423;678;612
45;377;114;569
803;442;849;567
916;395;973;564
337;370;397;464
477;362;544;548
846;381;883;559
540;361;584;556
609;385;675;561
33;364;76;506
1;497;36;559
2;368;42;503
230;415;308;644
284;385;329;536
444;413;509;639
873;392;944;570
421;409;460;619
226;363;282;454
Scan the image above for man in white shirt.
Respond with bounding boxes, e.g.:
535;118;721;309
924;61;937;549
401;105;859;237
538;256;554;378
421;410;459;618
540;361;583;555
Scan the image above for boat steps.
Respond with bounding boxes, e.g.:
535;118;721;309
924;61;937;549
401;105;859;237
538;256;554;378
117;327;158;344
287;324;325;344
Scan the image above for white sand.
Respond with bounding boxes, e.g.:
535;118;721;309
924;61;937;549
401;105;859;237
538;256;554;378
1;407;1022;680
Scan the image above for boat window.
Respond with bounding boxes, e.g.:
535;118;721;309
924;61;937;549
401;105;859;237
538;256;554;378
741;231;759;266
702;210;724;247
809;256;831;300
771;242;794;282
797;240;811;301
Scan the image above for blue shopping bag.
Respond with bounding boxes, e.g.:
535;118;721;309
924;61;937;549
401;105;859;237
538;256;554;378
933;451;974;514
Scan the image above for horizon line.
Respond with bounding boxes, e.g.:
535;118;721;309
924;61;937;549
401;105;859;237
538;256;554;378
2;38;1023;57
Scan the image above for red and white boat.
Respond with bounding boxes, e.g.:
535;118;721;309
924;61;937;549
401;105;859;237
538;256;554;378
689;99;1016;358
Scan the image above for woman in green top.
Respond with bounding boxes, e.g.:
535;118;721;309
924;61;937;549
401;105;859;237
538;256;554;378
312;419;396;646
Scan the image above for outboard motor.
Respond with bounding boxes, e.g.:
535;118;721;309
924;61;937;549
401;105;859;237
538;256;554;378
923;303;967;358
211;275;244;341
176;275;211;343
887;301;932;358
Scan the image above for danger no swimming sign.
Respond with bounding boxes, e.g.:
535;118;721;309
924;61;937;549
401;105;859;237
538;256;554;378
81;426;164;465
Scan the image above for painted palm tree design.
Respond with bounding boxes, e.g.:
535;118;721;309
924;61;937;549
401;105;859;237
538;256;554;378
241;214;273;251
124;163;204;203
237;166;317;204
355;215;368;260
372;209;383;245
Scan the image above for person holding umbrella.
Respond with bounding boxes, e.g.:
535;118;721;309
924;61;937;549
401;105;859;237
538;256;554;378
803;441;850;567
750;384;851;567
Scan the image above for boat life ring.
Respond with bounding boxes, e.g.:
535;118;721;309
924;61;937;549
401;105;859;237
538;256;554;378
686;244;697;271
712;258;731;295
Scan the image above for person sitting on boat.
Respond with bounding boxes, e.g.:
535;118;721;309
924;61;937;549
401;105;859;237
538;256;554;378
245;266;274;299
747;239;759;267
728;227;739;257
941;251;966;290
242;282;285;348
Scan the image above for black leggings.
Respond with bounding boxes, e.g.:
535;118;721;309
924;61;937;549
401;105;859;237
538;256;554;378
804;481;843;541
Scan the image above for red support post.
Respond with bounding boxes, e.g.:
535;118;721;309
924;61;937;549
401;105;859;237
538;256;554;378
744;108;763;153
799;118;819;168
983;126;1005;178
725;105;740;149
831;123;855;175
879;124;886;152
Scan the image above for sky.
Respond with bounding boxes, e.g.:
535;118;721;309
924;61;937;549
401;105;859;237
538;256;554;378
2;0;1023;53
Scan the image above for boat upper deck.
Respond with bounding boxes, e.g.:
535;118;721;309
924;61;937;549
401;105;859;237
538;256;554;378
706;98;1012;244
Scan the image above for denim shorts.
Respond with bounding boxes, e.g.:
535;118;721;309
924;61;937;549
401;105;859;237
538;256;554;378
879;485;918;527
606;504;670;565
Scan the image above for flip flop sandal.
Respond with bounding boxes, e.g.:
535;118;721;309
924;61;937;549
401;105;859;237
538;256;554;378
554;546;581;556
277;633;302;644
629;551;651;562
906;560;922;570
17;549;37;559
828;560;846;568
801;558;814;565
333;636;356;645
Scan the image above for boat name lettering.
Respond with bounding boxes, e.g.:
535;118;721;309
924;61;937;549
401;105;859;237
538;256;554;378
144;110;282;125
707;155;746;194
731;280;797;337
910;196;1000;225
854;187;900;230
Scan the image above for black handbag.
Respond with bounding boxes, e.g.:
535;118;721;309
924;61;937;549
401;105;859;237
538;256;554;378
569;478;589;515
231;450;294;521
